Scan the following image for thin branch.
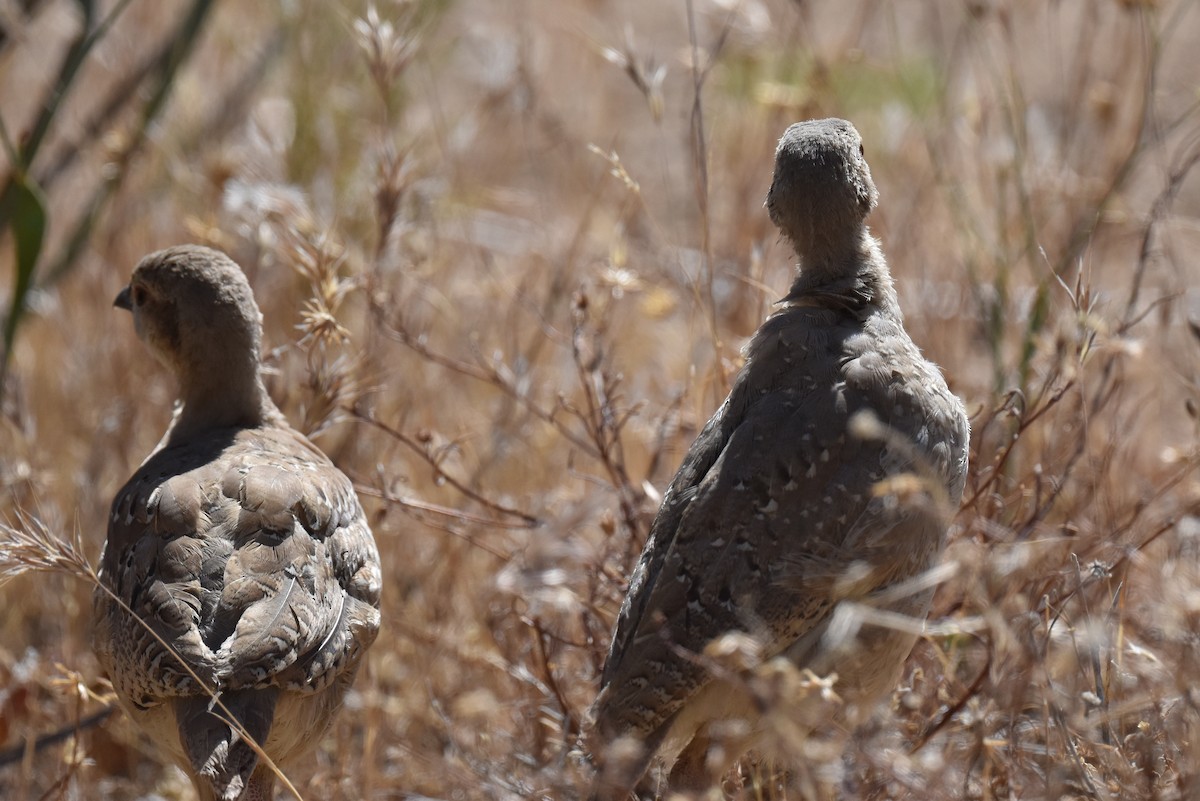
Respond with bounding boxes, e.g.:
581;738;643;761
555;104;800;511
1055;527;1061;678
345;406;541;528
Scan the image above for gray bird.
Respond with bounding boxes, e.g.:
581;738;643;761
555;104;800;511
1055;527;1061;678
587;119;969;798
93;246;382;801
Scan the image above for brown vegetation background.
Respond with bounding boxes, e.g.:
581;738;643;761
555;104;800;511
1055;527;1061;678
2;0;1200;798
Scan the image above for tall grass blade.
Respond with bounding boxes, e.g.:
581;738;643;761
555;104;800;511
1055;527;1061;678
0;175;47;387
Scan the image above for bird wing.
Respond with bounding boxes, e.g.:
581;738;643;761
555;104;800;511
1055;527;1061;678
597;391;740;692
94;425;381;708
212;427;381;693
592;303;955;745
592;390;876;740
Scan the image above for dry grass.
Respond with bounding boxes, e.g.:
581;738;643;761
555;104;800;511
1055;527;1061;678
2;0;1200;799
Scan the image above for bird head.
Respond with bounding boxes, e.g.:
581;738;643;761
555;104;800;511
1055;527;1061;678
766;118;878;264
115;245;265;381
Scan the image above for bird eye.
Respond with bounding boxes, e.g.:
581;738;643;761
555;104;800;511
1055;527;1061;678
132;286;147;306
859;143;865;158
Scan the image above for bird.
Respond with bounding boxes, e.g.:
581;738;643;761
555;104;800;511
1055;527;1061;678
586;119;970;799
93;245;382;801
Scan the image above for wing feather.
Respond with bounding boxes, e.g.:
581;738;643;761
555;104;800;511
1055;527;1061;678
94;425;381;710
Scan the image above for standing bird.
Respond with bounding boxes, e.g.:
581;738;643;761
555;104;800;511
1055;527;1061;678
587;119;969;798
93;246;382;801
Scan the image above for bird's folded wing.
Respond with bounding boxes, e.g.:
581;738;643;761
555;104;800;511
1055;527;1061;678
592;388;891;741
96;427;381;705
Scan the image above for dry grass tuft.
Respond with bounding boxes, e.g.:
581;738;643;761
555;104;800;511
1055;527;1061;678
0;513;93;588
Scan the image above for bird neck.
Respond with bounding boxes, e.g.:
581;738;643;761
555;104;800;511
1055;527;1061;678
166;358;284;443
784;228;900;315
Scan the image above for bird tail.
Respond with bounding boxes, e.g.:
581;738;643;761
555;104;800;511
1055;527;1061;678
174;688;279;801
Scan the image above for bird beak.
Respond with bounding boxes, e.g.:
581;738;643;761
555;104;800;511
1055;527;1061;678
114;286;132;310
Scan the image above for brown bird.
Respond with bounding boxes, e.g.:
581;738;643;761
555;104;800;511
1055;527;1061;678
587;119;969;798
93;245;382;801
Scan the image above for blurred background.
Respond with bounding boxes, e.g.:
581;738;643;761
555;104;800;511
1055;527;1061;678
1;0;1199;798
